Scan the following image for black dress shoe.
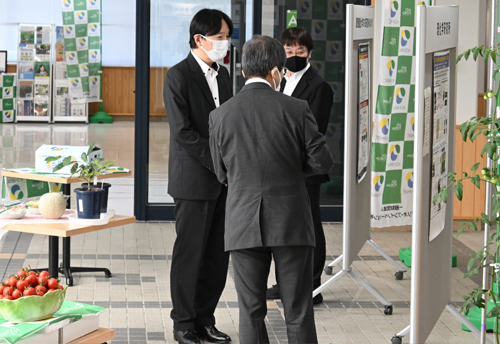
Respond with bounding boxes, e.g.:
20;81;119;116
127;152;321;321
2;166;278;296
266;284;280;300
197;325;231;343
173;329;200;344
313;293;323;305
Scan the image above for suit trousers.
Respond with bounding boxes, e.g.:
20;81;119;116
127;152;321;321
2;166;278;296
231;246;318;344
306;183;326;290
170;188;229;330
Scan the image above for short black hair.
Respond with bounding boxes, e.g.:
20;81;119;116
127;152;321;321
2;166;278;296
189;9;233;49
279;27;314;52
242;35;287;78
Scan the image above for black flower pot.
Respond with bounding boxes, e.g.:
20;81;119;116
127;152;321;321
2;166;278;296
74;188;105;219
81;182;111;213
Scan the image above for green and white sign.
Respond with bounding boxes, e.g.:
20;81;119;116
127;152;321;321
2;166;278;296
287;10;298;28
61;0;101;103
0;74;17;123
371;0;429;227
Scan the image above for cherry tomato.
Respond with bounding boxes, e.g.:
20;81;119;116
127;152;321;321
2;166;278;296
39;271;50;279
7;277;17;287
29;271;37;276
35;285;46;294
47;288;55;293
0;295;4;299
47;278;59;290
0;286;5;295
15;270;27;279
11;290;22;299
3;287;13;296
35;292;44;296
57;285;64;290
16;280;28;292
3;296;13;300
38;276;48;286
23;287;35;296
25;275;37;286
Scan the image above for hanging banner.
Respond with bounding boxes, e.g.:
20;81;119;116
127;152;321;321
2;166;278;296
61;0;101;103
371;0;430;227
0;74;17;123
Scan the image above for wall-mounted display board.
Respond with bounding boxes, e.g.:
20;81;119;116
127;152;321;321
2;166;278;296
0;51;6;73
52;26;88;123
16;24;52;123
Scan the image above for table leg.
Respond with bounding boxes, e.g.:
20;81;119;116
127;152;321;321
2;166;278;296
48;236;59;279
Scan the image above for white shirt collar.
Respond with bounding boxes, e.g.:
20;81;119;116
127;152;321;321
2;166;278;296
191;50;219;75
245;78;272;88
285;63;310;82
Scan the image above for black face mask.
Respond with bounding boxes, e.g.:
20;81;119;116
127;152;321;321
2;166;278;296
285;56;308;73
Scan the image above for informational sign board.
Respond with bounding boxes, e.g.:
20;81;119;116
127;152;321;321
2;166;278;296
357;43;370;182
16;24;52;123
0;74;17;123
286;10;298;28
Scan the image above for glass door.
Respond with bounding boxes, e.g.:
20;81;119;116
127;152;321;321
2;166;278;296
134;0;252;221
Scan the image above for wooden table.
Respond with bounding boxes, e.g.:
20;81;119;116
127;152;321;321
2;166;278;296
3;215;136;286
1;169;134;286
68;328;115;344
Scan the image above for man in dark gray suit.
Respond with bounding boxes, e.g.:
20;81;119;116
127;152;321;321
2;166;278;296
209;35;334;344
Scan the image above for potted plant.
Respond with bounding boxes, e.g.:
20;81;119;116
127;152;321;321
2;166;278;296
434;45;500;341
45;142;116;219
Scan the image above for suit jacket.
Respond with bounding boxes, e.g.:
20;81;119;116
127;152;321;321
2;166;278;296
209;82;334;251
163;53;232;200
281;67;334;185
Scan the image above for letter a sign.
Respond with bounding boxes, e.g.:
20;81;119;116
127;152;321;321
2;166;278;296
287;10;297;28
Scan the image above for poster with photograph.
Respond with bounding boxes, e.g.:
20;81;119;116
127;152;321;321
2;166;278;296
35;45;51;61
35;78;50;97
35;62;50;77
18;62;34;80
19;82;33;98
17;100;33;117
36;26;51;44
70;103;86;116
19;48;34;62
19;26;35;44
34;100;48;116
357;43;370;183
429;50;450;242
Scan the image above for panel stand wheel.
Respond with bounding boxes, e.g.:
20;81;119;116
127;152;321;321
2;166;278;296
324;266;333;275
104;269;112;278
384;305;393;315
391;336;402;344
66;277;73;286
395;271;404;280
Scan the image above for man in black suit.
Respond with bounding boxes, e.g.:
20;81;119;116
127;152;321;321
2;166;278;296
209;35;334;344
266;27;334;305
163;9;233;344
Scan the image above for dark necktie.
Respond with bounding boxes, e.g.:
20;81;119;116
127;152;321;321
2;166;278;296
279;78;287;93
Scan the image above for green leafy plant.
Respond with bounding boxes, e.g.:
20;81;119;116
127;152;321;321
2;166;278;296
44;142;116;190
434;44;500;341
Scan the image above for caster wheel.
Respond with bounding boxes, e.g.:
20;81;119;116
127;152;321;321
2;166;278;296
395;271;404;280
104;269;112;278
384;305;393;315
391;336;402;344
66;277;73;286
324;267;333;275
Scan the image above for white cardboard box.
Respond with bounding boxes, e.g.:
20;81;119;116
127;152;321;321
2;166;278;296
35;145;103;174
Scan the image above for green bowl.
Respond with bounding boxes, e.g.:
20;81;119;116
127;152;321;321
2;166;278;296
0;286;67;323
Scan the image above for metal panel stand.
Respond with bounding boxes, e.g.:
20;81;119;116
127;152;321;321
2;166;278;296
324;239;407;280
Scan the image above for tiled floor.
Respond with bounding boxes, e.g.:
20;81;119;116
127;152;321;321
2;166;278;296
0;121;491;343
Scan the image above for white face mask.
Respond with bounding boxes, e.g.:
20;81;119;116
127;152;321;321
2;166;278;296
272;67;282;91
199;35;229;62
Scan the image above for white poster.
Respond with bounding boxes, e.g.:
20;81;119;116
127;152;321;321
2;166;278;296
429;50;450;242
357;43;370;183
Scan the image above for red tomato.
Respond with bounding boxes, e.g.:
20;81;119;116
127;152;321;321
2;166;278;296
12;290;22;299
16;280;28;292
3;279;9;286
38;276;48;286
7;277;17;287
0;295;4;299
3;296;13;300
39;271;50;279
0;286;5;295
35;292;44;296
29;271;37;275
47;278;59;290
35;285;46;294
57;285;64;290
23;288;35;296
3;287;13;296
47;288;55;293
25;275;37;286
15;270;27;279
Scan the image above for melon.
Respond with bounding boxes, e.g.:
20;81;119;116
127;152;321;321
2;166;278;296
39;193;67;219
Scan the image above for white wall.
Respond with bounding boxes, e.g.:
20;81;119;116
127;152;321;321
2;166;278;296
436;0;487;124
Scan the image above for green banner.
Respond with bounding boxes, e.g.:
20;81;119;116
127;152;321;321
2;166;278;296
61;0;101;103
371;0;430;227
0;74;17;123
